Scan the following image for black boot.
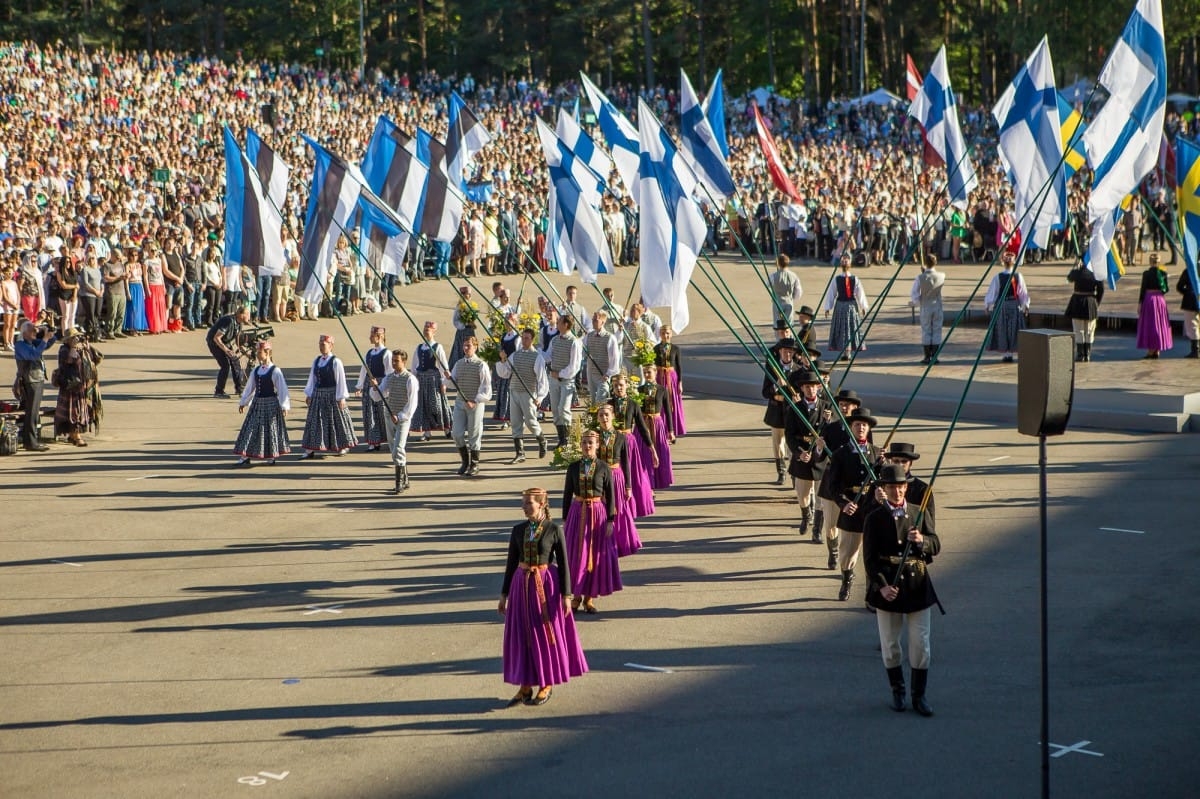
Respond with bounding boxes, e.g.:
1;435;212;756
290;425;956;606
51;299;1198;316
555;424;569;448
1084;343;1093;362
929;344;939;364
391;464;403;495
1075;344;1084;363
911;668;933;716
456;446;470;476
827;540;839;570
509;439;526;464
467;449;481;476
773;458;785;486
886;666;907;712
399;464;409;492
1188;340;1200;359
536;435;548;458
799;506;813;536
920;345;931;365
837;569;855;601
812;507;824;544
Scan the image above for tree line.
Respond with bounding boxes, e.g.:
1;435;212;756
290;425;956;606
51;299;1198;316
4;0;1200;103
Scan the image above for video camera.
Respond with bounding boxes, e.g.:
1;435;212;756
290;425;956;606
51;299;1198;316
235;324;275;355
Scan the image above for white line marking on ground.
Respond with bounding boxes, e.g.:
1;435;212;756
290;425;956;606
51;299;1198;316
625;662;673;673
1098;527;1144;535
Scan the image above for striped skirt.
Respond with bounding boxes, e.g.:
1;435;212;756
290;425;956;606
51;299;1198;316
234;396;291;460
492;375;510;421
565;498;622;598
502;564;588;687
988;299;1025;352
828;301;863;352
611;465;643;557
661;368;687;437
360;395;388;445
413;370;451;432
301;387;357;452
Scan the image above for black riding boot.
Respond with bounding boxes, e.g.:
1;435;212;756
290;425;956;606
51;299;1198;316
392;464;403;494
467;449;481;476
773;458;785;486
1188;340;1200;359
837;569;855;601
555;424;569;448
1075;343;1084;363
911;668;933;716
799;506;813;536
509;439;526;464
536;435;548;458
920;346;931;365
887;666;907;712
456;446;470;475
812;507;824;544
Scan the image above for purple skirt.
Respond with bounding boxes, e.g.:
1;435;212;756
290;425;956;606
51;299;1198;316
624;430;657;518
647;414;675;489
565;499;622;597
611;465;643;557
661;368;686;436
502;564;588;687
1136;291;1173;351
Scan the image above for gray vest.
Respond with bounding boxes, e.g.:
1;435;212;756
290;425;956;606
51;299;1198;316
585;331;613;372
918;270;944;306
550;333;576;372
510;349;540;393
455;357;484;398
384;372;414;411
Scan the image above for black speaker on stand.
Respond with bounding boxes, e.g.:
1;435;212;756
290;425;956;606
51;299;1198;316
1017;329;1074;799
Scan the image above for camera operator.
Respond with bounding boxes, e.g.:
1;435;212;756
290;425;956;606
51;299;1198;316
206;305;250;399
13;321;61;451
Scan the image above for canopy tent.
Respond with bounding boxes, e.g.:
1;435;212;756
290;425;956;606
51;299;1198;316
848;87;904;107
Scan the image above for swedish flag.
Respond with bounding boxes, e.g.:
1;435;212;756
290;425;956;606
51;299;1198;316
1056;93;1088;178
1175;136;1200;299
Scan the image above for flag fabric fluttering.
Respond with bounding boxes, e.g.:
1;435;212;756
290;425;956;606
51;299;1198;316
536;118;613;284
1174;136;1200;301
1082;207;1127;289
580;72;641;200
679;69;736;202
1158;132;1177;190
445;91;491;190
555;109;612;204
415;128;466;243
751;103;801;202
994;37;1066;250
700;68;730;159
909;45;978;208
1082;0;1166;275
1055;93;1089;178
905;54;923;102
636;98;707;333
245;128;290;213
361;116;429;277
223;126;285;277
296;137;407;304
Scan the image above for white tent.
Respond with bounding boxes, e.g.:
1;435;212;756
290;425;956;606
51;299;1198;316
848;87;904;107
1166;92;1199;106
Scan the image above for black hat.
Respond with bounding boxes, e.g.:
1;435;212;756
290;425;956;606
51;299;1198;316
789;369;822;387
883;442;920;461
847;406;878;427
834;388;862;406
797;305;816;318
811;358;833;375
877;463;912;485
803;344;822;358
773;319;789;331
775;337;797;351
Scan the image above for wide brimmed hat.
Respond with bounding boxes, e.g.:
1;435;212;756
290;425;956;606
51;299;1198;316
834;388;862;406
883;442;920;461
877;463;912;485
847;406;878;427
789;369;822;387
797;305;816;318
775;337;797;352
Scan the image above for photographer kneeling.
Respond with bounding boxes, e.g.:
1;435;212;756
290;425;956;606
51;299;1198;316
207;306;250;399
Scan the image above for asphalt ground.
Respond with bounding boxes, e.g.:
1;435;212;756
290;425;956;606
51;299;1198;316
1;256;1196;798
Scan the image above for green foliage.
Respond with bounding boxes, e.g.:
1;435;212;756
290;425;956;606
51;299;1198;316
0;0;1197;101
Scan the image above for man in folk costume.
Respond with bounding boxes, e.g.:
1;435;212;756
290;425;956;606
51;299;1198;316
769;254;803;325
813;389;867;565
559;284;590;337
496;326;550;464
370;349;420;493
584;309;621;406
450;335;492;477
863;463;941;716
825;405;882;601
910;253;945;365
1064;262;1105;363
354;325;392;450
761;337;798;486
546;314;582;448
784;368;832;540
1177;269;1199;359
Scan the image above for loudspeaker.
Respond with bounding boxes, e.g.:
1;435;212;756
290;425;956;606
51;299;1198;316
1017;329;1074;437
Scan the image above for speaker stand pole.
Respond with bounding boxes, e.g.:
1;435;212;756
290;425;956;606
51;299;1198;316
1039;433;1050;799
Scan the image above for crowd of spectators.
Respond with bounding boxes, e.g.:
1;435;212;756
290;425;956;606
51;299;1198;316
0;39;1189;354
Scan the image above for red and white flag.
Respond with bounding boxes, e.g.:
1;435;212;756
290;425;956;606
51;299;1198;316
1159;133;1177;190
905;53;923;102
752;103;801;201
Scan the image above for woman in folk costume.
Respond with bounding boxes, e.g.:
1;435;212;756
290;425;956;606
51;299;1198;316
653;324;686;437
498;487;588;708
639;364;675;490
300;334;358;458
984;251;1030;363
1065;262;1105;362
492;311;520;427
412;321;454;440
596;404;642;557
822;253;870;360
608;372;658;518
562;430;621;615
235;340;291;466
354;325;392;450
1136;253;1173;359
449;285;479;367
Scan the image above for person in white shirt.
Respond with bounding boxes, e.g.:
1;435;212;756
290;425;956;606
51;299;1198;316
300;334;357;458
370;349;420;493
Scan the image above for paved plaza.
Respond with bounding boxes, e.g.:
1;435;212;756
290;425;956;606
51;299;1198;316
1;256;1196;797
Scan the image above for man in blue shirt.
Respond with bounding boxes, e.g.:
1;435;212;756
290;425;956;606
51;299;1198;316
13;321;61;451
